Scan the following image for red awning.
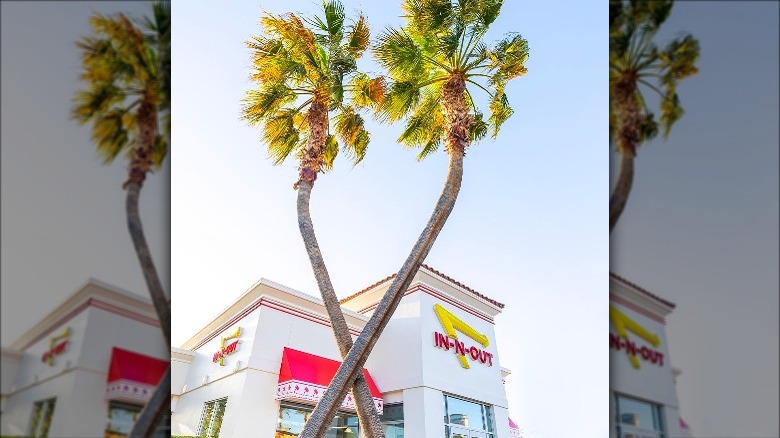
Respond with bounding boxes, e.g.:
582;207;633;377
275;347;383;413
509;417;521;437
105;347;168;403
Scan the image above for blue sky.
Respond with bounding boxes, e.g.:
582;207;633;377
171;1;607;437
611;2;779;437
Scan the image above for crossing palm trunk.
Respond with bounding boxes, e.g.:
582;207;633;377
609;151;635;232
297;181;385;438
295;99;385;437
299;73;469;438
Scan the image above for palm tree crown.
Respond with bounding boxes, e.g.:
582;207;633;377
72;4;170;187
374;0;529;159
243;0;385;187
609;0;699;157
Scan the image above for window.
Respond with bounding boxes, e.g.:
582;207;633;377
276;402;359;437
199;397;228;437
28;398;56;437
381;403;404;438
105;401;170;438
443;394;494;438
614;394;665;438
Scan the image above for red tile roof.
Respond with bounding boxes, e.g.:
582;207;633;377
339;264;505;309
610;272;676;309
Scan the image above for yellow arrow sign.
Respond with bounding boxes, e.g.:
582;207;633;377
434;304;489;369
609;305;660;369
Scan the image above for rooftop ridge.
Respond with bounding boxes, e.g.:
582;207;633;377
340;264;505;309
609;272;676;309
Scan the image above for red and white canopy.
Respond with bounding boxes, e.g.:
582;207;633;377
509;417;521;437
275;347;383;414
105;347;168;403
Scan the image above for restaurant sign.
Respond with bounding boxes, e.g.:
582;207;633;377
213;327;241;366
609;305;664;369
42;327;70;366
433;304;493;369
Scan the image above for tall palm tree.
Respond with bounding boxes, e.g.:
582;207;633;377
72;3;171;437
242;2;386;436
299;0;528;435
609;0;699;231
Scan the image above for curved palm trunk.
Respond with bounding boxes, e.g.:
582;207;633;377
609;151;635;232
127;367;171;438
299;75;469;438
296;99;385;437
125;100;171;438
126;180;171;347
297;181;385;438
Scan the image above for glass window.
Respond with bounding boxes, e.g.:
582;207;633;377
443;394;494;438
200;397;228;437
28;398;56;438
104;401;170;438
381;404;404;438
276;402;359;437
614;394;665;438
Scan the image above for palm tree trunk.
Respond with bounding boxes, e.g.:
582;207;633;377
127;367;171;438
609;150;635;232
300;147;464;437
125;180;171;347
299;74;468;438
297;180;385;438
125;99;171;438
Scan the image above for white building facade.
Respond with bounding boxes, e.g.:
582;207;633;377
1;279;169;437
609;273;692;438
171;265;521;438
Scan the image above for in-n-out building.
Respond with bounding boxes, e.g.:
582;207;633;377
1;279;169;437
610;273;692;438
171;265;523;437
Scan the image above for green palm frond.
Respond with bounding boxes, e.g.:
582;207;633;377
349;73;386;110
375;28;427;79
322;134;339;170
243;84;297;125
610;0;699;148
73;5;168;171
375;0;527;157
245;1;379;174
263;108;303;165
346;14;370;58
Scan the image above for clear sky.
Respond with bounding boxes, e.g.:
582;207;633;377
1;2;169;344
172;1;606;438
611;2;779;437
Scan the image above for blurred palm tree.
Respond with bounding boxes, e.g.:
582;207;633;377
299;0;529;435
72;2;171;437
609;0;699;231
242;1;386;435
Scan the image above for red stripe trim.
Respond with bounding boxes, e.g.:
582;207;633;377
357;284;495;325
20;299;159;350
190;297;362;350
609;294;666;325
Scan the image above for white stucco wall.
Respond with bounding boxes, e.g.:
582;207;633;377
173;277;514;438
1;303;167;437
610;301;683;438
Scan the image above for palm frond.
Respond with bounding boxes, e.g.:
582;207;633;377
242;84;297;125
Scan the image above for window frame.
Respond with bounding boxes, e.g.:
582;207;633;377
28;397;56;438
443;393;495;438
276;401;360;437
614;392;666;438
380;403;404;438
199;397;228;438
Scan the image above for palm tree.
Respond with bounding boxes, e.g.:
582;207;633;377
298;0;528;435
609;0;699;231
242;2;386;436
72;3;171;437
